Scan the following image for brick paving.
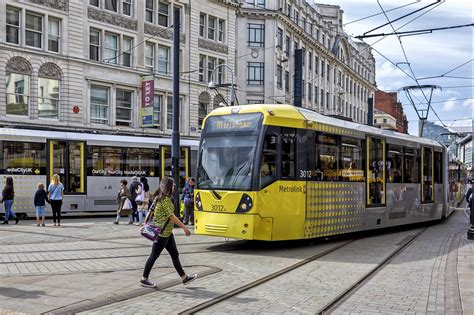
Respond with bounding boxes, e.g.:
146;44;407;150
0;210;472;314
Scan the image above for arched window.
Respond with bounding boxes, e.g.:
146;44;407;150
6;57;32;116
198;92;210;130
38;62;62;119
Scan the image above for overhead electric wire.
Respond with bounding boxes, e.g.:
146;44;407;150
357;23;473;39
418;59;474;80
344;1;419;26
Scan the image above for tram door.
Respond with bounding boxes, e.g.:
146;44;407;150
48;140;86;194
366;137;386;207
161;146;190;191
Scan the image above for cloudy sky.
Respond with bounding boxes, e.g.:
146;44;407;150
318;0;473;135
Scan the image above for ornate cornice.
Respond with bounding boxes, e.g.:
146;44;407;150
88;7;137;31
144;24;185;43
6;57;32;75
29;0;69;12
198;39;228;54
39;62;62;79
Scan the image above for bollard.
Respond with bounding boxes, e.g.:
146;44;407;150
468;195;474;240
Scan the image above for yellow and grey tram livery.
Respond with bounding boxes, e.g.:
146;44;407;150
194;104;461;241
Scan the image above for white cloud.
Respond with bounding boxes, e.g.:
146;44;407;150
462;99;474;109
441;98;457;112
376;61;408;90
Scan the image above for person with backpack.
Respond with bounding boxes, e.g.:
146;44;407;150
140;176;197;288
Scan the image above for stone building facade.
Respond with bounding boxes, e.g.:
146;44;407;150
235;0;377;124
374;90;408;133
0;0;238;137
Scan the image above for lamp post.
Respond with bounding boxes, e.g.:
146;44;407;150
208;64;235;106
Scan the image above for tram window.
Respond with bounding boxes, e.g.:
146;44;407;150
387;145;403;183
403;148;420;183
1;142;46;175
259;129;277;188
88;146;122;176
434;151;442;184
368;138;384;205
317;134;338;181
125;148;158;177
340;137;364;182
281;128;296;179
423;147;433;202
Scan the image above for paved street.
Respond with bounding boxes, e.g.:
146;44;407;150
0;208;472;314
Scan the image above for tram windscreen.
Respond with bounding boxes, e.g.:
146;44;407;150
197;113;262;191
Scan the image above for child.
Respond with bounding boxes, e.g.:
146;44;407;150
34;183;49;226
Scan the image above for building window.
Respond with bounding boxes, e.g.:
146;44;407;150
158;1;169;27
245;0;265;8
38;78;59;119
277;28;283;48
217;59;225;84
218;19;225;42
122;0;132;16
285;70;289;92
199;13;206;37
247;62;264;85
157;46;169;74
145;0;154;23
166;96;183;130
145;42;154;70
104;33;118;64
314;85;318;105
123;37;133;67
90;85;109;124
116;89;132;126
199;54;206;82
90;0;99;6
208;16;216;40
207;57;216;84
89;29;100;61
198;92;210;130
276;65;283;89
48;19;60;52
285;35;290;54
105;0;118;12
6;7;20;44
308;51;312;70
6;73;30;116
153;95;162;128
308;83;312;101
248;24;265;47
25;12;43;48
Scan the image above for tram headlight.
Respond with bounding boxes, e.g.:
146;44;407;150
236;194;253;213
195;192;203;211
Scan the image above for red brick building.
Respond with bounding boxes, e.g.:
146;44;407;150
374;90;408;133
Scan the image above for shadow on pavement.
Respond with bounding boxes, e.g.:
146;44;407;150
0;287;45;299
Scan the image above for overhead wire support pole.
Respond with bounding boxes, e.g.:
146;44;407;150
172;8;180;217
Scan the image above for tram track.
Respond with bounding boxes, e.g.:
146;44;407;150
176;228;427;315
317;228;427;314
178;240;354;315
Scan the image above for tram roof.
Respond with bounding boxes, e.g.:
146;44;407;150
208;104;443;149
0;127;199;148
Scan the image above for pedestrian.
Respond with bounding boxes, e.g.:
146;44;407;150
466;184;472;209
48;174;64;226
1;176;19;225
182;177;195;225
140;176;197;288
130;176;140;223
136;176;151;226
114;179;133;224
34;183;49;227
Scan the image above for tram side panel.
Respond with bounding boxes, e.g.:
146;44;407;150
0;175;46;217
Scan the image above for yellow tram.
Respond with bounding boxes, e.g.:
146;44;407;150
194;104;457;241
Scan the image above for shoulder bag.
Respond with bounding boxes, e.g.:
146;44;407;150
140;200;169;241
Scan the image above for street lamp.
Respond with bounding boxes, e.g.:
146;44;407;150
208;64;235;106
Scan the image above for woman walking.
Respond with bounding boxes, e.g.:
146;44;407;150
140;176;197;288
48;174;64;226
2;177;19;224
114;179;132;224
136;176;151;226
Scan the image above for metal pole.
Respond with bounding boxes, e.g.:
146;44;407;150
230;70;235;106
367;97;374;126
172;8;180;216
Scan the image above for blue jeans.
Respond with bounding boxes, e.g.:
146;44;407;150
138;210;147;224
4;199;16;221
